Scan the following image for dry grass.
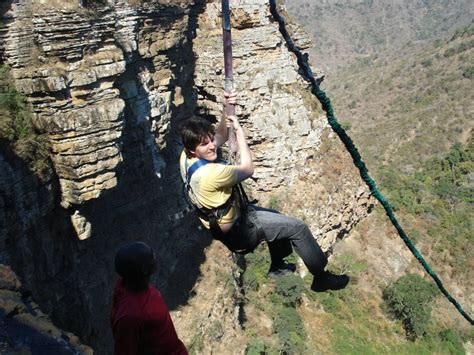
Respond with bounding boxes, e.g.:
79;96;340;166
325;31;474;173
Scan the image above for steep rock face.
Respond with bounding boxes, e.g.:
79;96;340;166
0;0;374;353
1;0;204;352
4;2;124;209
2;0;194;214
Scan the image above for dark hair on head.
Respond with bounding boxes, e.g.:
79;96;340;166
115;241;156;292
180;116;215;152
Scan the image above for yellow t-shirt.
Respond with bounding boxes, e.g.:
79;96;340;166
180;151;240;229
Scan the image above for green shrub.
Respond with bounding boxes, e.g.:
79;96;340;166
277;329;306;355
274;274;304;307
462;67;474;79
383;274;438;339
243;246;270;293
421;58;433;67
451;21;474;40
272;306;306;354
319;292;340;313
444;40;474;57
245;338;277;355
438;329;465;355
0;68;31;141
332;253;368;276
0;65;52;179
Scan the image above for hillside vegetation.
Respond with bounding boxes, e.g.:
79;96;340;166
0;66;51;179
236;7;474;354
285;0;473;72
239;136;473;354
325;21;474;172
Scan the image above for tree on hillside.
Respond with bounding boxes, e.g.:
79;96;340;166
383;274;438;339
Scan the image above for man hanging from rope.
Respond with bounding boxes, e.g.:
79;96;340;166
179;91;349;291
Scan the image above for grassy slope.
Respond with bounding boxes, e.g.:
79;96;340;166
324;24;474;172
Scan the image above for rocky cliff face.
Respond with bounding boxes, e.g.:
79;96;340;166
0;0;373;352
0;264;93;353
2;0;196;238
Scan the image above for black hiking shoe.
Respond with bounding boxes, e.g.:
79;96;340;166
267;262;296;279
311;271;349;292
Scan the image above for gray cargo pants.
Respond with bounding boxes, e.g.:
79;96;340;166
221;206;327;275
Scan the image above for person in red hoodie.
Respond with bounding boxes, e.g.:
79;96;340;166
111;241;188;355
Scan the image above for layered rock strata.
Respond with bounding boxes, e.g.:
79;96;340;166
2;0;195;238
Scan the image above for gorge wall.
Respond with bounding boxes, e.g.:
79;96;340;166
0;0;373;352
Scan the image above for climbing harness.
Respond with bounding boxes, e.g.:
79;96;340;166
183;157;262;254
268;0;473;324
183;157;235;238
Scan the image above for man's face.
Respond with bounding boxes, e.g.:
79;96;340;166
191;134;217;161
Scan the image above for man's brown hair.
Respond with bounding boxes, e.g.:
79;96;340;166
180;117;215;152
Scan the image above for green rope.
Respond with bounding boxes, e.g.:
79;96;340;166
268;0;473;325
